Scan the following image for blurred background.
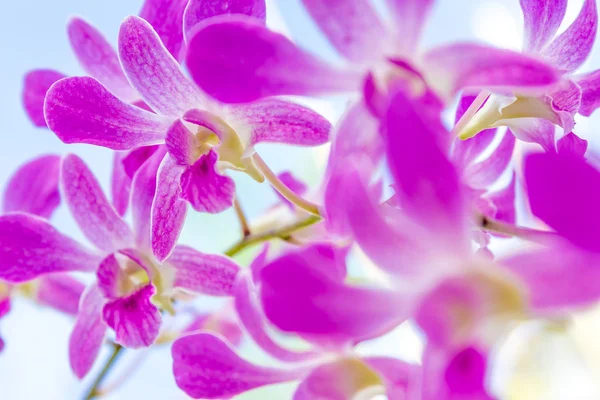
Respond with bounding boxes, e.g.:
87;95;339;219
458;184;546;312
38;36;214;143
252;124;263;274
1;0;599;398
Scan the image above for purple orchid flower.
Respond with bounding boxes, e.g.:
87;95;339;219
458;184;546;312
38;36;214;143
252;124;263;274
457;0;599;151
0;152;242;377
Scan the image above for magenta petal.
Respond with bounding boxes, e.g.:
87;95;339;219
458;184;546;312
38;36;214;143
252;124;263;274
167;245;240;296
520;0;567;52
186;15;360;103
139;0;189;61
67;17;138;102
424;43;560;98
557;132;587;157
542;0;598;73
385;0;435;54
69;285;107;379
0;213;100;283
484;172;517;224
507;120;556;153
165;119;198;165
45;76;170;150
525;152;600;252
180;150;236;213
260;245;406;344
103;284;161;348
152;155;188;262
574;69;600;116
184;0;266;41
111;152;132;216
364;357;420;399
119;16;205;117
36;275;85;316
229;99;332;146
61;154;134;252
183;310;244;346
464;132;515;189
3;154;61;218
96;254;127;299
301;0;388;62
172;332;303;399
22;69;67;127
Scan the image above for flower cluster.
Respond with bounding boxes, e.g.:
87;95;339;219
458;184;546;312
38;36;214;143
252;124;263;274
4;0;600;398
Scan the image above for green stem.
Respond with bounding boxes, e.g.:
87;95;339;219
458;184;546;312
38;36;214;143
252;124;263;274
83;344;124;400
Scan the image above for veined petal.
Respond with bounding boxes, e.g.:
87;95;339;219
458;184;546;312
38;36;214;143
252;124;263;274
22;69;66;127
574;69;600;116
103;284;161;348
67;17;138;102
69;285;106;379
3;154;61;218
96;254;128;299
151;155;188;262
139;0;189;61
184;0;266;42
180;150;236;213
464;132;515;189
119;16;205;117
520;0;567;52
542;0;598;73
61;154;134;252
385;0;435;54
165;119;199;166
423;43;560;99
228;99;331;147
172;332;304;399
44;76;170;150
0;213;100;283
186;15;360;103
525;152;600;252
300;0;388;62
549;79;581;133
167;245;240;296
507;120;556;153
557;132;587;157
36;275;85;316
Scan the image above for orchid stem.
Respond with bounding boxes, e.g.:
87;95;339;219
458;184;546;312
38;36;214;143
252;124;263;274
251;153;321;216
451;90;490;138
83;344;124;400
233;196;251;237
224;214;322;257
478;215;557;244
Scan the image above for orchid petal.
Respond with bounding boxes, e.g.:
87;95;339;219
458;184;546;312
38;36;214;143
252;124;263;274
525;152;600;252
119;16;205;117
464;132;515;189
542;0;598;73
520;0;567;52
22;69;66;127
139;0;189;61
385;0;435;54
506;120;556;153
167;245;240;296
67;17;138;102
484;172;517;224
69;285;106;379
186;15;360;103
151;155;188;262
557;132;587;157
172;332;303;399
61;154;133;252
574;69;600;116
45;76;170;149
111;152;132;217
300;0;388;62
36;275;85;316
165;119;199;166
183;310;244;346
364;357;420;399
0;213;100;283
3;154;61;218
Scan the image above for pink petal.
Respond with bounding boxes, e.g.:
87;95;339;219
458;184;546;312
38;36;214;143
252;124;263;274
165;119;198;165
549;79;582;133
131;148;167;251
229;98;332;146
96;254;128;299
184;0;266;41
0;213;100;283
557;132;587;157
183;310;244;346
172;332;303;399
525;152;600;252
61;154;134;252
484;172;517;224
364;357;420;399
139;0;189;62
234;273;320;362
152;155;188;262
273;171;308;210
423;43;560;99
180;150;236;213
45;76;170;150
385;0;435;54
520;0;567;52
300;0;388;62
102;284;161;348
574;69;600;116
36;275;85;316
260;245;406;345
69;285;107;379
3;154;61;218
167;245;240;296
542;0;598;73
0;298;10;319
463;132;515;189
118;16;205;117
67;17;138;102
507;120;556;153
22;69;66;127
186;15;360;103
